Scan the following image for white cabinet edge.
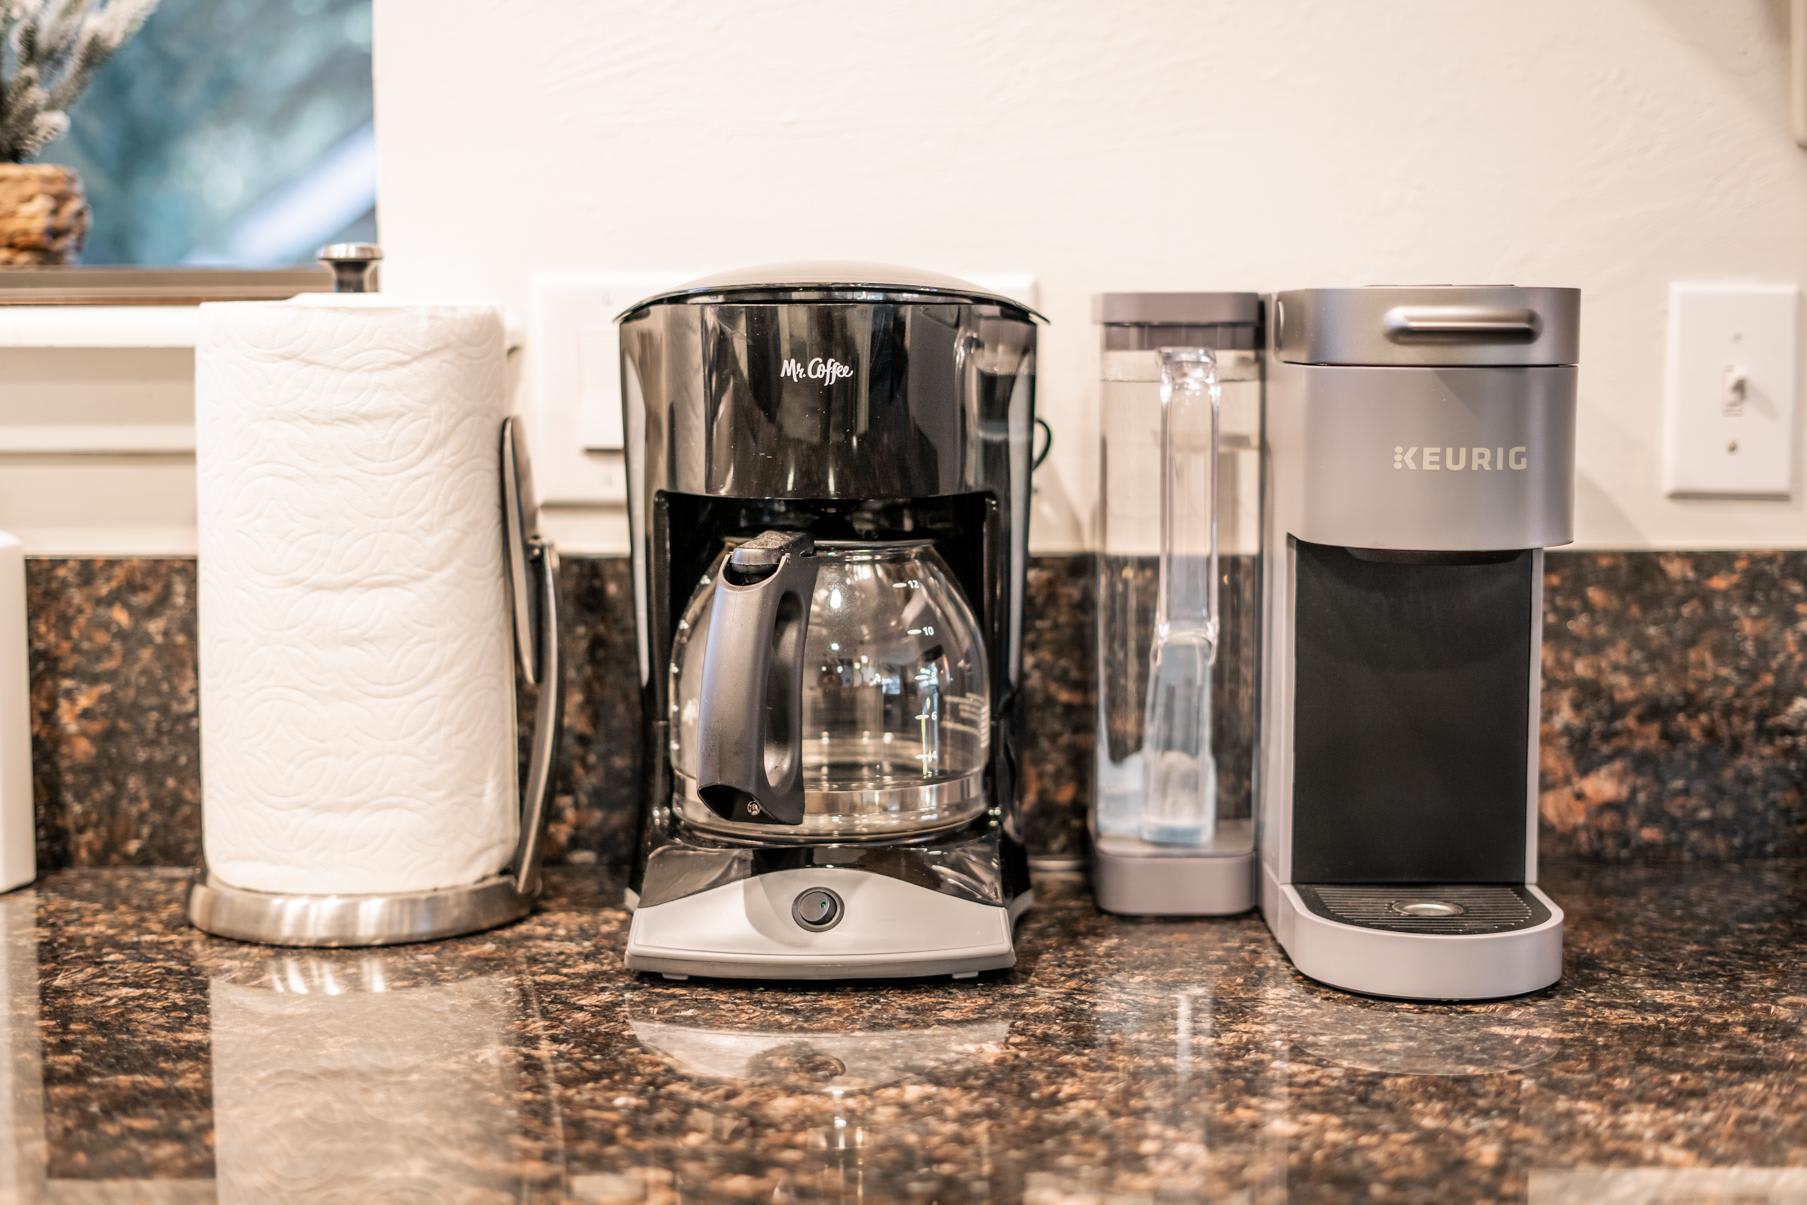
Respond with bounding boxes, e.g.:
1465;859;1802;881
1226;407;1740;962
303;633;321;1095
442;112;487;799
1;308;523;459
1794;0;1806;147
0;534;35;891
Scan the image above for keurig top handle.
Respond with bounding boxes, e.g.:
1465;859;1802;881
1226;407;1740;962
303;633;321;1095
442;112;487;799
1382;305;1540;344
1274;286;1579;367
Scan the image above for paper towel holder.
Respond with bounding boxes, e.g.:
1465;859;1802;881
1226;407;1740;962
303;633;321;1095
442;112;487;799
317;242;382;293
186;415;564;947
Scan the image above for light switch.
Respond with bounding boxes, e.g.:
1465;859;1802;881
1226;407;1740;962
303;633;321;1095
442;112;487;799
530;273;682;454
1663;283;1800;498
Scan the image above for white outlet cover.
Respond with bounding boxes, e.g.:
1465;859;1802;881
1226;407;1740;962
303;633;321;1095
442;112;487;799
1662;283;1800;499
527;271;696;505
962;272;1041;311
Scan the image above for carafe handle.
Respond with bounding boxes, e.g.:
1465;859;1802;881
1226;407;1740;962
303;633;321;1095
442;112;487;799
695;531;818;826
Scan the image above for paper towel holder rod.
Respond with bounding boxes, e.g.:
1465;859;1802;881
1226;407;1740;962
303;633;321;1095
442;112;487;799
186;415;563;947
318;242;382;294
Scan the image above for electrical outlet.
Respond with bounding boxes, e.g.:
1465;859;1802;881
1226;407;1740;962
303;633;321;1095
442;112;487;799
1663;283;1800;498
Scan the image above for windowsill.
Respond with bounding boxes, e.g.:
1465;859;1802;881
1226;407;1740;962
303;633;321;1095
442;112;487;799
0;266;337;347
0;266;332;305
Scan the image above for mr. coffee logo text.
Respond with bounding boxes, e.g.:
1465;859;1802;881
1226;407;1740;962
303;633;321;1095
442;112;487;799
1393;445;1529;472
780;357;854;386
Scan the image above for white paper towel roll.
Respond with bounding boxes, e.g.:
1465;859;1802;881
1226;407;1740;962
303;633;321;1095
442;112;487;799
195;296;517;895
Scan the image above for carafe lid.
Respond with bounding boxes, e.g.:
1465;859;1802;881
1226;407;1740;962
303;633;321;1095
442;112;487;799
616;261;1045;322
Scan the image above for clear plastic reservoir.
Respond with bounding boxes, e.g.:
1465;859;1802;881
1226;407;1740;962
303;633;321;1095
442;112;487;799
1093;295;1262;863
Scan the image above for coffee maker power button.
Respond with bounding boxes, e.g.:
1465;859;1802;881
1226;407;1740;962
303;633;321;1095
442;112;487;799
792;887;844;931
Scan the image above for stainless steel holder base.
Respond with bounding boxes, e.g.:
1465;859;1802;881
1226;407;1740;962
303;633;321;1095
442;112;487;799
188;415;563;948
186;871;536;948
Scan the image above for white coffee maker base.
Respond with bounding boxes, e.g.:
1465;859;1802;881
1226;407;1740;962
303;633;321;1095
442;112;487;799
625;867;1024;981
1262;867;1563;1001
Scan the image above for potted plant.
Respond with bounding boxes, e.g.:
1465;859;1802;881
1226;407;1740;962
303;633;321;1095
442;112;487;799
1;0;157;266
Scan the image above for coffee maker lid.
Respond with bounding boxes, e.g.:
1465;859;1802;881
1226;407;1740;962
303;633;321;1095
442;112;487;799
616;261;1046;322
1273;285;1580;367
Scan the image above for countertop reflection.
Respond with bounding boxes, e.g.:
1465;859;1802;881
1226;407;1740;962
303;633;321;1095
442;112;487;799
3;861;1803;1203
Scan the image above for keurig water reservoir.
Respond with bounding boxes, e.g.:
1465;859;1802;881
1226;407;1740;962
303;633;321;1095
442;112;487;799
1091;293;1263;916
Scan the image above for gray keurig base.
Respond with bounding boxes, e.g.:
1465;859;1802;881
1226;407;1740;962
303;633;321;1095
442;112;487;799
1262;865;1564;1001
1090;818;1256;917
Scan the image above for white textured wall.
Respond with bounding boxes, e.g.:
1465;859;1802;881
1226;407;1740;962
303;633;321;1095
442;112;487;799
11;0;1800;556
372;0;1807;552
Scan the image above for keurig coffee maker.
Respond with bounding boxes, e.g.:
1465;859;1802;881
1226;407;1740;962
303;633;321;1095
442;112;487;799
617;263;1041;980
1258;285;1579;1000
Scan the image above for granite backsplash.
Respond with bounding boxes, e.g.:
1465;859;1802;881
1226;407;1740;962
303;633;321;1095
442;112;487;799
24;551;1807;872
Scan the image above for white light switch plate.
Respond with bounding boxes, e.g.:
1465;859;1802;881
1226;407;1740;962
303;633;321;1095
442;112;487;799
526;269;1040;507
1663;283;1800;498
527;271;697;505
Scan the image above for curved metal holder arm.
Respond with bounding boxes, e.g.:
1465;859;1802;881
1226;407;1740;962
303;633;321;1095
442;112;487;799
695;530;818;827
511;537;561;896
500;412;562;896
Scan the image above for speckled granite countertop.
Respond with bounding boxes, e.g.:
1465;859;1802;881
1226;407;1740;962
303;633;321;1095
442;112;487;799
5;860;1802;1203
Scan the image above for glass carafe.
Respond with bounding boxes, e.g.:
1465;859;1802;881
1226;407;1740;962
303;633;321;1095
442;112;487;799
670;533;989;841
